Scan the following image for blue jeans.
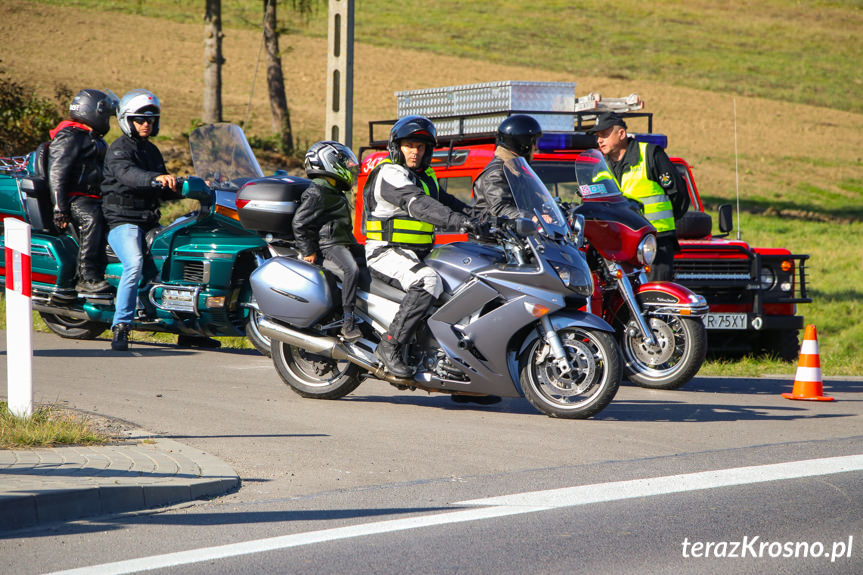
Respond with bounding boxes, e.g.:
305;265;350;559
107;224;145;327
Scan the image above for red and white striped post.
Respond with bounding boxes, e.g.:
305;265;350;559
5;217;33;418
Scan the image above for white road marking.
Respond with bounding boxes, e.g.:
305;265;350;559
47;454;863;575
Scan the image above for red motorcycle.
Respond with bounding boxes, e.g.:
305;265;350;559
566;149;708;390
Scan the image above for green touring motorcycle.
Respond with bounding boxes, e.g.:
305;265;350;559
0;123;297;354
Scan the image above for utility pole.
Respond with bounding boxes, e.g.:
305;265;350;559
325;0;354;147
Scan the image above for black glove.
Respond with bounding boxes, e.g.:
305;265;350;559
53;210;71;230
461;217;491;239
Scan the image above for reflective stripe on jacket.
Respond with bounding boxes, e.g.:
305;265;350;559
619;142;675;233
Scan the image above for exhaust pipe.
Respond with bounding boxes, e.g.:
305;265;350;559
258;317;349;359
257;317;413;384
32;302;91;321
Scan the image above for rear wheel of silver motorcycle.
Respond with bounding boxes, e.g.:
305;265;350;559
39;312;109;340
520;327;621;419
619;315;707;390
271;341;361;399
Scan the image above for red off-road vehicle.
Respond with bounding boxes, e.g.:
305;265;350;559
353;82;810;360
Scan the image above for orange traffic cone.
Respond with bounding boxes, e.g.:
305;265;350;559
782;325;834;401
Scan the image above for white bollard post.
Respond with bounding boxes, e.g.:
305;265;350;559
5;217;33;418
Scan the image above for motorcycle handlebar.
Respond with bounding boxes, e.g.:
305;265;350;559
150;176;186;190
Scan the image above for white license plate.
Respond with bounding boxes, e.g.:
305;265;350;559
703;313;747;330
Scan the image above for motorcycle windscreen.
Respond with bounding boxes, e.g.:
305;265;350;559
249;257;333;329
572;149;624;200
188;123;265;186
501;157;570;239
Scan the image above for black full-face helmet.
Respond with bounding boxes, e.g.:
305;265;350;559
69;89;119;136
387;115;437;170
304;140;360;191
496;114;543;157
117;89;161;138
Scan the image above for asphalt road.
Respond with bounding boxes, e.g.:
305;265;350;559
2;331;862;574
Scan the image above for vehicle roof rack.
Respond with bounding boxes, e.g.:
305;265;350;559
361;82;655;156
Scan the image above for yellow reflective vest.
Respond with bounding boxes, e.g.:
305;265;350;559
619;142;676;233
365;160;438;247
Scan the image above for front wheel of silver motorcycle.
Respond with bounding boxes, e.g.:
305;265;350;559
620;315;707;390
271;340;361;399
519;327;621;419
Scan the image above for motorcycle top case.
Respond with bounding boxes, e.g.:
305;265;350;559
236;176;312;237
250;256;332;328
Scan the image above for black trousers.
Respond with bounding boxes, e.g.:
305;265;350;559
321;244;362;315
647;234;679;283
69;196;106;281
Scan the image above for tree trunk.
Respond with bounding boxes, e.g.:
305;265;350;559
264;0;293;153
203;0;223;124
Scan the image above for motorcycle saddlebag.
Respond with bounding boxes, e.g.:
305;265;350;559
236;176;312;238
249;256;332;328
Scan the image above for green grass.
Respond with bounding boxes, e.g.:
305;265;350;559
0;400;109;448
34;0;863;115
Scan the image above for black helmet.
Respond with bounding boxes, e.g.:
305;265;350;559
496;114;542;157
69;89;119;136
304;140;360;191
387;115;437;170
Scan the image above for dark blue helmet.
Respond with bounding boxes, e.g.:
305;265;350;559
387;115;437;170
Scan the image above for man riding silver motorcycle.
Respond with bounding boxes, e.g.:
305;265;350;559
362;115;477;378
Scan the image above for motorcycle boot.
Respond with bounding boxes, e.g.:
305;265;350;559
111;323;130;351
75;278;112;294
376;285;435;378
341;312;362;342
375;334;414;378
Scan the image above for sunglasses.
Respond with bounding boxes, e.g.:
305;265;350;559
131;117;155;125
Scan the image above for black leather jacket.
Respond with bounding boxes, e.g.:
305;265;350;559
101;134;173;230
292;178;357;257
471;146;525;220
48;123;107;213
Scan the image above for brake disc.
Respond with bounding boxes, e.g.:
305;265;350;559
539;335;596;396
629;318;675;366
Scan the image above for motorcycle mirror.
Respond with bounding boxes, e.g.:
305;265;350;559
570;213;586;247
718;204;733;234
182;176;212;202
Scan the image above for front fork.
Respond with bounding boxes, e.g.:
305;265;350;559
612;264;658;346
539;315;573;375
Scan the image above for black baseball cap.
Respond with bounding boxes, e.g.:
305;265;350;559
586;112;627;133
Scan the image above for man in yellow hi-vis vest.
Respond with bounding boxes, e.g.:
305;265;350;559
588;112;690;282
363;115;475;378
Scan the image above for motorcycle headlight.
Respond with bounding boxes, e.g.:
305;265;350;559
759;266;777;290
553;264;593;296
638;235;657;266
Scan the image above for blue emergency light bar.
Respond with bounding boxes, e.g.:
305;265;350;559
537;132;668;151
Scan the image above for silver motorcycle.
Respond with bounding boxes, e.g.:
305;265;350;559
242;158;621;419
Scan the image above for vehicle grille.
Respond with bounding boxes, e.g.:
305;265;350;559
183;261;207;283
674;260;751;282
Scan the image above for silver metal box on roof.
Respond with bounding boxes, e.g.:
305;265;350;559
395;81;578;136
